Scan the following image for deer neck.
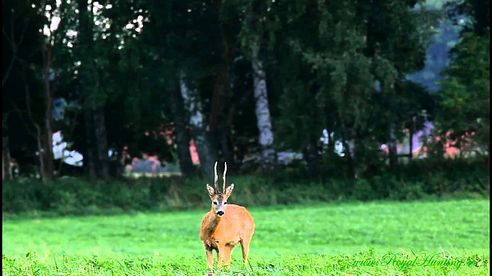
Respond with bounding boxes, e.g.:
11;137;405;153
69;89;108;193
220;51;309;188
206;209;221;234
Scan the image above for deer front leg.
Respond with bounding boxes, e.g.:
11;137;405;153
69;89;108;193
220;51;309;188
217;245;226;269
205;248;214;271
223;246;233;268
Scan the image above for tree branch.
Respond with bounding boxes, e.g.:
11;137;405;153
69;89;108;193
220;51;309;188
2;55;17;87
2;20;17;87
2;6;32;87
9;100;38;139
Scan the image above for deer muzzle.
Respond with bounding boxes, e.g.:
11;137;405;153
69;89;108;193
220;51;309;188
215;203;225;216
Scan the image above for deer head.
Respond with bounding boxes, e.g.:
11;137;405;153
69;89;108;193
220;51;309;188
206;162;234;217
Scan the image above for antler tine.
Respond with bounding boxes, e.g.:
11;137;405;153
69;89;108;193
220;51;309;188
222;162;227;193
214;161;219;191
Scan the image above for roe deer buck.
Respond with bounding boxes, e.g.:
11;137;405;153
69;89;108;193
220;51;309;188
199;162;255;271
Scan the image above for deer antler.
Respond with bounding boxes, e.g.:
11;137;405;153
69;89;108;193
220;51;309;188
222;162;227;193
214;161;219;192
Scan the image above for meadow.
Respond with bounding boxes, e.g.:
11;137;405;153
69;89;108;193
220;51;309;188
2;199;490;275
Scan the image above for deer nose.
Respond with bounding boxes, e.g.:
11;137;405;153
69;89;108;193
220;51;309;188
216;211;224;216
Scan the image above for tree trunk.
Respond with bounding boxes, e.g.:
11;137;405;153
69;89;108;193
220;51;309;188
40;44;54;183
251;51;276;173
2;135;12;181
343;139;357;179
79;0;95;178
84;109;97;178
83;107;109;179
388;125;398;168
93;106;109;179
409;116;416;160
77;0;109;179
209;24;235;165
40;129;54;182
209;62;229;133
303;140;320;175
169;86;194;176
327;129;336;156
23;72;52;183
179;72;217;181
218;124;234;164
409;128;414;160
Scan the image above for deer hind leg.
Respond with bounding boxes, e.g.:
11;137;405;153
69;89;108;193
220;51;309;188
240;237;251;265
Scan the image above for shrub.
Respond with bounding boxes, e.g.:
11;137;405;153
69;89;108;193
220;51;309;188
2;159;489;216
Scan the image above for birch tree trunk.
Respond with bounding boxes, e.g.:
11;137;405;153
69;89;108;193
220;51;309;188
251;50;276;173
179;72;216;181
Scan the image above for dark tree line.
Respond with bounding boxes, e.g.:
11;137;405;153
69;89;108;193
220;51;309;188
2;0;489;182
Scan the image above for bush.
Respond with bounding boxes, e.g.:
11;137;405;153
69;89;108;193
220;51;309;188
2;159;489;216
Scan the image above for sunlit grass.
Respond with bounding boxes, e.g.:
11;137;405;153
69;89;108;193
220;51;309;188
3;199;489;275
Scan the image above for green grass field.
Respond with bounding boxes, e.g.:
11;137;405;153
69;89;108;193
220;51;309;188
3;199;490;275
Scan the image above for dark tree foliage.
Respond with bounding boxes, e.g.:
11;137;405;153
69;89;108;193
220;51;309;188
2;0;488;180
434;0;490;160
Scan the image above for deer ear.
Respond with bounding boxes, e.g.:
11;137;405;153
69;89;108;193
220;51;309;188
206;184;215;197
225;184;234;197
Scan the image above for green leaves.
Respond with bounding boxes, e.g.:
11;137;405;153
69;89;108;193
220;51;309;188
435;32;490;153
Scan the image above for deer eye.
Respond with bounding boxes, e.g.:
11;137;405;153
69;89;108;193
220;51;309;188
213;201;218;205
224;202;227;204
